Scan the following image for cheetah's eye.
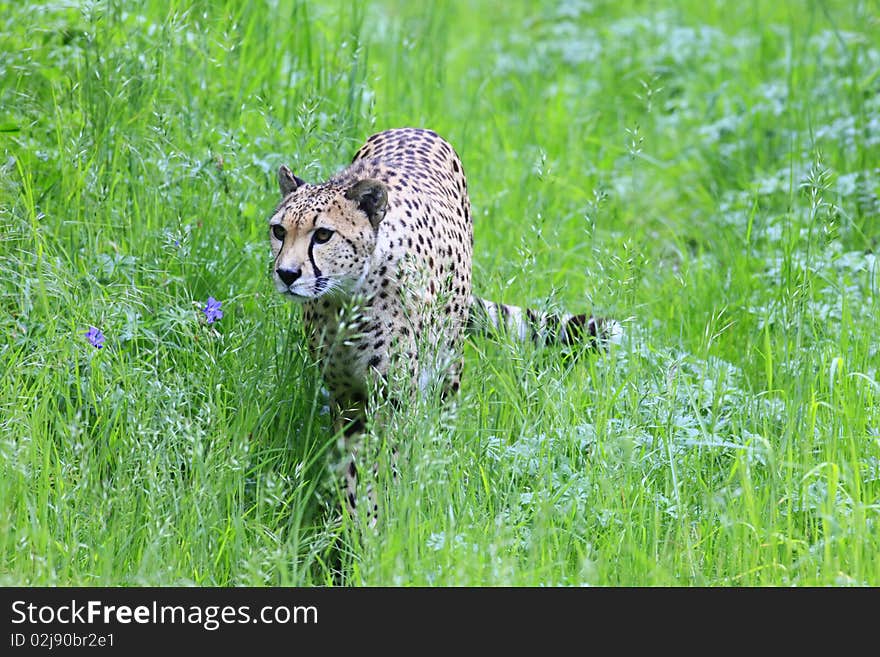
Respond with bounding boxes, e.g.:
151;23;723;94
271;224;286;241
313;228;334;244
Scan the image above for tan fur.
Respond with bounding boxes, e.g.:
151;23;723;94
269;128;620;518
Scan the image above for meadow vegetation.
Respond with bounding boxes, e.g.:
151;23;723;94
1;0;878;585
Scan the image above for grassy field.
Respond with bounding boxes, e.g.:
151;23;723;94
1;0;878;586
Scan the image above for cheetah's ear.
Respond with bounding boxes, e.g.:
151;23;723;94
278;165;306;197
345;179;388;229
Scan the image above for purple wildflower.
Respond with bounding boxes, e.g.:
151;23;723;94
203;297;223;324
85;326;105;349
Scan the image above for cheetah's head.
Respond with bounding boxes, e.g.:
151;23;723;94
269;165;388;301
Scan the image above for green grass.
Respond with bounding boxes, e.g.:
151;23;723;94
1;0;878;585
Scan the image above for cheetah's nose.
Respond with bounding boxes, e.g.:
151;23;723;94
276;267;302;287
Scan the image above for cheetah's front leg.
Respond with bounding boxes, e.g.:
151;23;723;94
331;399;380;526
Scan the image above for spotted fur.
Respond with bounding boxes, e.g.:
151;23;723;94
269;128;620;519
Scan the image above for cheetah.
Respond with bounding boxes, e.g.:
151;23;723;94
269;128;620;517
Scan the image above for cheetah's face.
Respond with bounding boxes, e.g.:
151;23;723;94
269;166;388;300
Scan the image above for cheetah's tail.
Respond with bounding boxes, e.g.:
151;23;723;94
467;296;623;349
